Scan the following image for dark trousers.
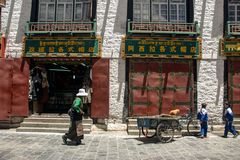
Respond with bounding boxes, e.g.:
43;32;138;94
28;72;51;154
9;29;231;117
64;119;83;142
224;121;237;136
200;122;208;137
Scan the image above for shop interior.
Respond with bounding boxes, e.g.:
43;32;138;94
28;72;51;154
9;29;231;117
29;60;92;115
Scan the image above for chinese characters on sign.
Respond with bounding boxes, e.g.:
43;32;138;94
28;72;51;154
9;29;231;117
223;41;240;53
24;38;100;57
125;39;199;57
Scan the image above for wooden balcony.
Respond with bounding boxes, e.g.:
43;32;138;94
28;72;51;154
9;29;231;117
227;21;240;37
0;0;6;7
25;20;96;36
127;20;200;36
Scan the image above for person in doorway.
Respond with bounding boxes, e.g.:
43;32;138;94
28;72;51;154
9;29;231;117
223;101;239;138
62;88;88;145
198;103;208;138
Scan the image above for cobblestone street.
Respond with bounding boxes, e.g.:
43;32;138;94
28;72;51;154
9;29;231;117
0;130;239;160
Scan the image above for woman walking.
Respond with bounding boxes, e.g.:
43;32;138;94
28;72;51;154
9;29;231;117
62;88;88;145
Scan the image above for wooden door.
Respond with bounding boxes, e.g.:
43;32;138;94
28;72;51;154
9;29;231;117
129;59;194;117
228;58;240;116
91;58;109;118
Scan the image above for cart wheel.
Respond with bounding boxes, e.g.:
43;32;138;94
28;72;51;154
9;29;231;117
156;123;174;143
187;119;200;136
141;127;156;138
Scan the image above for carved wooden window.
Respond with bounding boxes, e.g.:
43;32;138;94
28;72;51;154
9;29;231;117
133;0;186;23
38;0;92;22
228;0;240;22
152;0;168;22
75;0;92;21
170;0;186;22
56;0;73;22
133;0;150;22
39;0;55;22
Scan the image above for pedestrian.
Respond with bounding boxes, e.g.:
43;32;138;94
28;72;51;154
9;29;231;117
62;88;88;145
197;103;208;138
223;101;239;138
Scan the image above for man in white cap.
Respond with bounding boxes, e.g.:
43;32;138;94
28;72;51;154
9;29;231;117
62;88;88;145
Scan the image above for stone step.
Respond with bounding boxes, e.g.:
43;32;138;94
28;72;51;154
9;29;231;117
16;127;67;133
16;127;91;134
17;125;92;132
91;124;107;131
20;122;91;129
234;118;240;125
127;124;138;130
17;115;93;134
211;131;225;136
24;117;92;124
82;118;93;124
127;119;137;125
128;129;140;136
20;122;69;128
233;125;240;130
30;113;69;118
212;124;240;131
211;125;225;131
24;118;70;123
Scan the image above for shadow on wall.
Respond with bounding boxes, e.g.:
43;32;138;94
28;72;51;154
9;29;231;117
215;59;224;106
214;0;224;106
101;0;127;40
196;0;207;80
199;0;207;35
101;0;111;40
211;0;224;38
113;0;127;34
16;0;32;44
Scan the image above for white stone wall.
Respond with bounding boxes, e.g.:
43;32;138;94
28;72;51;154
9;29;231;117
97;0;127;125
4;0;23;58
2;0;227;125
1;0;11;33
194;0;225;123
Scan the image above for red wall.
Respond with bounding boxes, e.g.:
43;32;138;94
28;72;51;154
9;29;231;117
0;58;29;121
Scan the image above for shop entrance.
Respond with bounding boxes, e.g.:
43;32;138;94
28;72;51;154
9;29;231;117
29;59;92;114
128;59;195;117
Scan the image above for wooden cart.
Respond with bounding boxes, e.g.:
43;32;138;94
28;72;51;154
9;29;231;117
137;115;182;143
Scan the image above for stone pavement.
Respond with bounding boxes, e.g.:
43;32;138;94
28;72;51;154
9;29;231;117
0;129;239;160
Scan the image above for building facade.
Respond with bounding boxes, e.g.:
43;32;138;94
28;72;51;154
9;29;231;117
0;0;237;129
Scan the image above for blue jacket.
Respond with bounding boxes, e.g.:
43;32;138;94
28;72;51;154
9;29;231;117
198;108;208;122
225;107;234;122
